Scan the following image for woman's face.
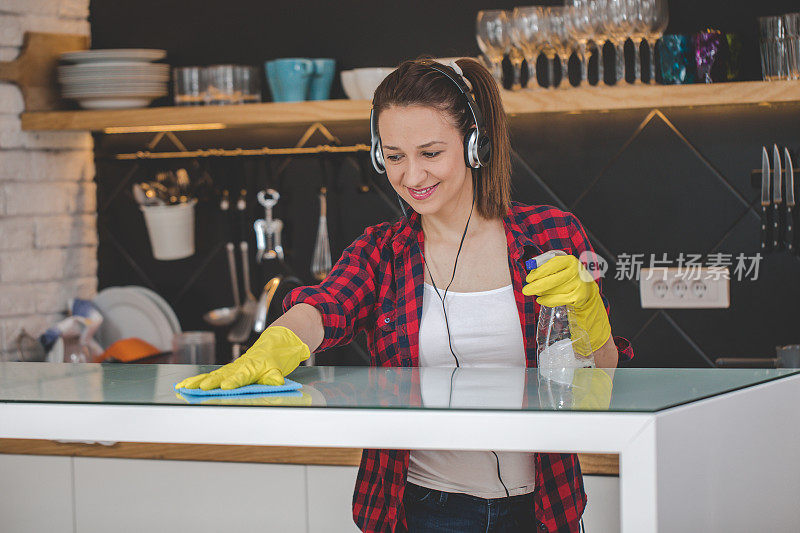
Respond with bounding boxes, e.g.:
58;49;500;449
378;105;472;217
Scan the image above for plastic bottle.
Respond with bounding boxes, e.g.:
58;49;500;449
526;250;595;385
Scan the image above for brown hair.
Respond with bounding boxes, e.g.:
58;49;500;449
372;56;511;219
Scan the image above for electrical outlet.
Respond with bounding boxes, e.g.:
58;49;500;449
639;267;730;308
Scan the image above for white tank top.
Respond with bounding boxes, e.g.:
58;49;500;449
407;283;537;499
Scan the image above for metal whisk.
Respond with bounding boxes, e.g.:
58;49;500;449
311;187;331;281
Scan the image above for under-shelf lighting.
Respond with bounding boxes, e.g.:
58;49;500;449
103;123;227;134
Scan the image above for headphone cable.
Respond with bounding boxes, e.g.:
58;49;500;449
419;192;475;367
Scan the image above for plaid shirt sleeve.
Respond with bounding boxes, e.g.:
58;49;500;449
283;223;389;352
564;212;634;362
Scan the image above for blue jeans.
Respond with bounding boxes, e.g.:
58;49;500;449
403;482;542;532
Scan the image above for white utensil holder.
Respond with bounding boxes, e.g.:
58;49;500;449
140;199;197;260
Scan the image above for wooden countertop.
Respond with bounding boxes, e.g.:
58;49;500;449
0;439;619;475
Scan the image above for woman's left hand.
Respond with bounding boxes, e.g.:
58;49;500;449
522;254;612;354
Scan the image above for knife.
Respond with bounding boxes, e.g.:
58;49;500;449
761;146;771;252
785;147;795;253
773;144;783;250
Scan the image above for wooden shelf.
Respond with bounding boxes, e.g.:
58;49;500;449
19;80;800;132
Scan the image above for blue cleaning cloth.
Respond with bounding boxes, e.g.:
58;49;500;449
175;378;302;397
177;390;302;405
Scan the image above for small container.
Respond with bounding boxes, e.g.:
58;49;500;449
206;64;238;105
173;67;207;106
140;199;197;260
172;331;215;365
776;344;800;368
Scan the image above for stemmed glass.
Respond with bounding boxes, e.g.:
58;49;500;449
568;0;595;85
477;10;512;85
509;46;525;90
548;6;575;88
511;6;549;89
537;8;558;87
629;0;652;83
589;0;608;84
644;0;669;83
601;0;635;84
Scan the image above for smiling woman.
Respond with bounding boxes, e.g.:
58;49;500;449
177;56;632;533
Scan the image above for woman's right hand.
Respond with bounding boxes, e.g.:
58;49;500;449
175;326;310;390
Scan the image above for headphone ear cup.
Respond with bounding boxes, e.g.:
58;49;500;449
476;133;491;167
370;139;386;174
464;129;479;169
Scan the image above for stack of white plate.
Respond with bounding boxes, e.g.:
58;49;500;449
58;49;169;110
92;286;181;352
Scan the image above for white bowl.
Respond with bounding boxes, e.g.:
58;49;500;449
352;67;395;102
340;70;362;100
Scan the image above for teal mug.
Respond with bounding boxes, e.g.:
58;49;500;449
265;58;313;102
308;58;336;100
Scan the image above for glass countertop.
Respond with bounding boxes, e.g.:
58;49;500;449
1;363;797;413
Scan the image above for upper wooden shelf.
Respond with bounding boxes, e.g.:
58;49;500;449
20;80;800;132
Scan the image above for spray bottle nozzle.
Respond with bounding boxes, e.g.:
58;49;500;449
525;250;567;271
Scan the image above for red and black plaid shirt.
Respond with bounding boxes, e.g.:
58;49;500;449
285;202;634;533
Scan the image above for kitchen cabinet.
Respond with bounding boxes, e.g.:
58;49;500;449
0;454;73;533
73;457;306;532
2;363;799;532
0;455;617;533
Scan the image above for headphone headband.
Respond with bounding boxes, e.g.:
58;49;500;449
424;62;486;139
370;60;492;174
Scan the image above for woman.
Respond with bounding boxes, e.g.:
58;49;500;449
177;57;633;532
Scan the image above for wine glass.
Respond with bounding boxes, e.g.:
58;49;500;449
568;0;595;85
477;10;512;85
589;0;608;84
548;6;575;88
629;0;653;83
509;46;525;90
644;0;669;83
511;6;549;89
601;0;635;84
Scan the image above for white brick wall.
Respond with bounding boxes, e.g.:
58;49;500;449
0;0;93;361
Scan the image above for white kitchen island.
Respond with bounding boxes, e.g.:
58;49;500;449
1;363;799;532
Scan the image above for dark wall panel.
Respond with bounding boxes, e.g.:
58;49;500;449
90;1;800;366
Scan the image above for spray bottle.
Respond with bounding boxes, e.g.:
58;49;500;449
526;250;595;386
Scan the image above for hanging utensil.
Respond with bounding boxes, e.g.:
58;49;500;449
255;188;284;262
203;190;241;327
175;167;191;203
356;154;371;193
785;147;795;254
227;189;258;356
773;144;783;250
761;146;771;253
131;183;149;206
311;186;332;281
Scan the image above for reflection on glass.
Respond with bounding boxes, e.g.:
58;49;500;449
419;367;526;409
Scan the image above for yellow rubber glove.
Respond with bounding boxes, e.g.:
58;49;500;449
571;368;613;410
175;326;310;390
522;254;611;355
